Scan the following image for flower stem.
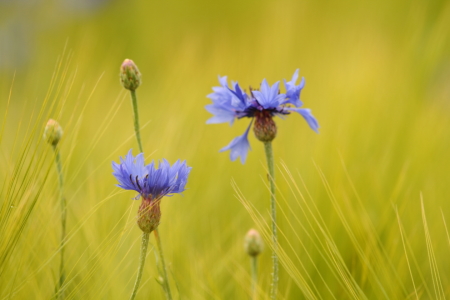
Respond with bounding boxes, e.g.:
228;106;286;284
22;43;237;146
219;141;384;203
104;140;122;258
251;256;258;300
263;141;278;300
53;145;66;300
154;229;173;300
128;89;173;299
130;90;143;153
130;232;150;300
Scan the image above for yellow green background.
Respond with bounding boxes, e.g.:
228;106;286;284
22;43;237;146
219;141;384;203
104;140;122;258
1;0;450;298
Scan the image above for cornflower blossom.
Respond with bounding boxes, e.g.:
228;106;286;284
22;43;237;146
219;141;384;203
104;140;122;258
206;69;319;163
112;150;191;233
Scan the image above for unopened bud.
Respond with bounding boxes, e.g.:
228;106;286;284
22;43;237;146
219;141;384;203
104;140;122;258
253;110;277;142
156;276;164;286
244;229;263;257
120;59;141;91
43;119;63;146
137;198;161;233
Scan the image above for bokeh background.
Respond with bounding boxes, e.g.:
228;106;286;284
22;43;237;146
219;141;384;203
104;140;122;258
1;0;450;299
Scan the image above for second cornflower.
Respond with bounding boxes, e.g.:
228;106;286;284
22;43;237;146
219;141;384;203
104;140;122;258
206;70;319;163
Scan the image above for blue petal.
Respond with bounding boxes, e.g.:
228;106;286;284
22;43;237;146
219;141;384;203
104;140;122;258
252;79;286;109
283;69;305;107
170;160;191;194
206;77;251;124
205;105;235;124
219;122;252;164
287;108;319;133
218;75;228;87
289;69;299;84
229;83;247;107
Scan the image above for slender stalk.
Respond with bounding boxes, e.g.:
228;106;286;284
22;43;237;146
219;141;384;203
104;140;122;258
263;141;278;300
154;229;173;300
53;145;66;300
130;90;143;153
130;232;150;300
128;88;172;299
251;256;258;300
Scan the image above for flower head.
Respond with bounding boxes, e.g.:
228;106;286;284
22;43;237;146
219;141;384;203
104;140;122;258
206;70;319;163
244;229;264;257
112;150;191;199
44;119;63;146
112;150;191;232
120;59;141;91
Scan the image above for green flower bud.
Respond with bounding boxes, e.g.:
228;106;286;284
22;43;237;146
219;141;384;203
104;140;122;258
253;110;277;142
156;276;164;286
244;229;263;257
120;59;141;91
137;198;161;233
43;119;63;146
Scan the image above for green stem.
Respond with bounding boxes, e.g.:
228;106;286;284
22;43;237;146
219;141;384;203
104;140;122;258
130;232;150;300
263;141;278;300
251;256;258;300
154;229;173;300
53;145;66;300
130;90;143;153
129;89;172;299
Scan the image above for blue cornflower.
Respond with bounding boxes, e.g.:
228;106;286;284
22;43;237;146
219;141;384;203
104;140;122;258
112;150;191;232
206;69;319;163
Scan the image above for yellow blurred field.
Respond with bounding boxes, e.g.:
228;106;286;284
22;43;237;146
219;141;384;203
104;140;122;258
1;0;450;299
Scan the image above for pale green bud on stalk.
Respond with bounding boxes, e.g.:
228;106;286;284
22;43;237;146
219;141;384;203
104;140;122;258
44;119;63;146
245;229;264;257
156;276;165;286
120;59;141;91
246;229;262;300
44;119;66;300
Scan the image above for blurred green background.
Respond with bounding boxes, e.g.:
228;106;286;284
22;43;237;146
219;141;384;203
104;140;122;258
1;0;450;299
